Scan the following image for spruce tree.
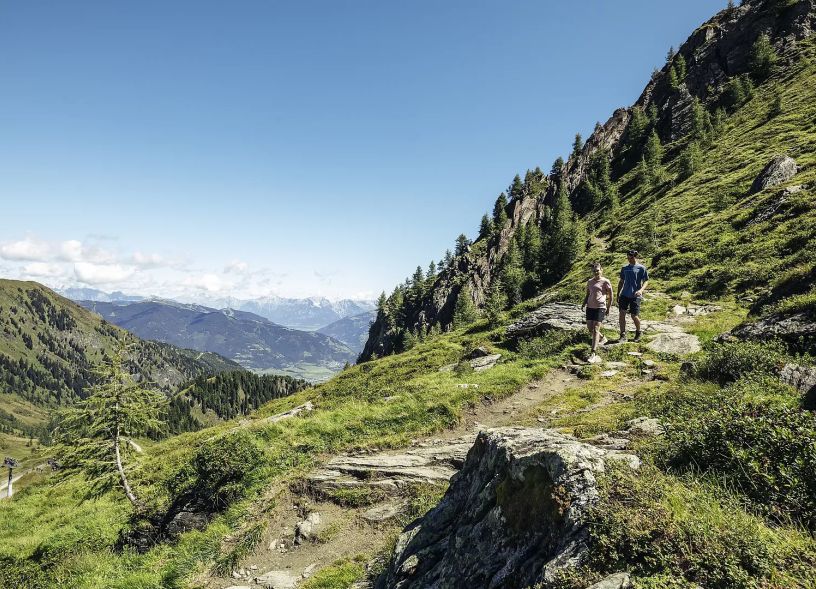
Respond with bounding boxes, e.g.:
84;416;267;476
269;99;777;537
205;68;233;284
571;133;584;159
749;33;778;81
452;284;479;328
544;181;582;280
479;214;494;239
454;234;471;257
427;261;436;282
493;193;508;223
626;106;649;155
484;282;508;328
678;141;703;179
508;174;524;201
668;66;680;92
675;53;687;81
500;239;525;306
550;157;565;178
690;97;713;142
644;130;664;183
54;345;167;506
443;249;454;267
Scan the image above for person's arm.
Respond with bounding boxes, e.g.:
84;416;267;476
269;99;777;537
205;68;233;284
617;268;624;298
581;283;589;310
635;268;650;297
605;280;613;313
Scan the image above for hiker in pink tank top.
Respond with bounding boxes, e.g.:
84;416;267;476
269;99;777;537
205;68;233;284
581;261;613;362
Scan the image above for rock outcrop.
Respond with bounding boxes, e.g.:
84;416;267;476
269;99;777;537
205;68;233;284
377;428;638;589
749;155;799;194
307;438;473;497
732;311;816;353
780;362;816;409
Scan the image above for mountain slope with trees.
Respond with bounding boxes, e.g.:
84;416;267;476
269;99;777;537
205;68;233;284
361;0;816;361
2;1;816;588
79;299;357;380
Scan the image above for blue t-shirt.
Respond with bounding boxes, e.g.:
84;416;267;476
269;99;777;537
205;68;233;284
620;263;649;299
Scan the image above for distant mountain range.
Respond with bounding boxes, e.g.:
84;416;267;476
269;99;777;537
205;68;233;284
78;298;356;381
61;287;376;331
317;310;376;354
0;279;240;439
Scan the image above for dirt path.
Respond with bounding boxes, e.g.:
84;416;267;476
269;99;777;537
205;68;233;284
204;369;581;588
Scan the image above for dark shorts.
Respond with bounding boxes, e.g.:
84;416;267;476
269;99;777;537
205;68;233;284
619;295;642;316
586;307;606;322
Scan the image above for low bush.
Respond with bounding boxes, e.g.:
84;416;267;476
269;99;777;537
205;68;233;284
695;340;786;384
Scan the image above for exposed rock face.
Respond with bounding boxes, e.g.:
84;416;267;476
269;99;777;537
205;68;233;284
360;0;816;362
732;312;816;353
377;428;638;589
780;363;816;409
254;570;299;589
307;439;473;496
646;332;702;355
505;303;686;338
587;573;632;589
749;155;799;194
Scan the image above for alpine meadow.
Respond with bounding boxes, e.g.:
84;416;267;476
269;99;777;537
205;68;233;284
2;1;816;589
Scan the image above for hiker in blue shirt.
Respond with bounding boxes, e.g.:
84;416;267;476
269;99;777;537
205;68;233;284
617;249;649;342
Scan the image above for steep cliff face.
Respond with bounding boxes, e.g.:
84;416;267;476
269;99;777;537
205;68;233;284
361;0;816;361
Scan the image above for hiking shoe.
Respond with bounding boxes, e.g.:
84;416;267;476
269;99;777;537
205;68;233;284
588;353;602;364
633;331;642;342
619;333;627;343
599;335;609;346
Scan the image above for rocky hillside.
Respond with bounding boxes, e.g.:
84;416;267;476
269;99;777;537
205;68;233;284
361;0;816;361
79;299;357;381
0;279;239;439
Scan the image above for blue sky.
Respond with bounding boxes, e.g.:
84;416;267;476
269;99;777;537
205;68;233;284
0;0;725;301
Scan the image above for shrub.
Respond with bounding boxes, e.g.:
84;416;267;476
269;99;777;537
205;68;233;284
582;465;816;588
166;429;265;510
695;340;786;384
659;389;816;529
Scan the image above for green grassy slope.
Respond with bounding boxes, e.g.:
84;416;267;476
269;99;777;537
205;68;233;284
556;38;816;319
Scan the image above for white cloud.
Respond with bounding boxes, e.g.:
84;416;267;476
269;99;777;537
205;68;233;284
0;237;52;261
74;263;135;285
23;262;65;278
182;273;226;292
224;259;249;274
58;240;84;262
132;251;167;269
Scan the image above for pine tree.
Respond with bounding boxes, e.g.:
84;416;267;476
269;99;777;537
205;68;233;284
643;130;664;183
550;157;565;178
454;234;471;257
690;97;713;142
668;66;680;92
493;193;508;223
666;46;676;63
54;345;167;506
675;54;687;81
479;214;493;239
726;0;736;15
452;284;479;328
678;141;703;179
571;133;584;159
626;105;649;155
427;260;437;283
749;33;778;81
484;282;508;328
443;249;454;267
508;174;524;201
500;239;525;306
543;181;583;280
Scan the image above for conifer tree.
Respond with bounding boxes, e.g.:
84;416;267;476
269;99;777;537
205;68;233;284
749;33;778;81
769;91;783;118
678;141;703;179
452;284;479;328
479;214;493;239
484;282;508;328
626;106;649;155
726;0;736;15
493;193;508;223
668;66;680;92
544;181;583;280
508;174;524;201
643;130;665;182
690;96;713;142
550;157;565;178
500;239;525;306
675;53;687;81
443;249;454;267
427;261;436;282
55;346;167;506
666;46;676;63
571;133;584;159
454;234;471;257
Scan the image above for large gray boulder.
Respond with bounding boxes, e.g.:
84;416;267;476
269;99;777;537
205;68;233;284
377;428;638;589
732;312;816;353
780;363;816;409
749;155;799;194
